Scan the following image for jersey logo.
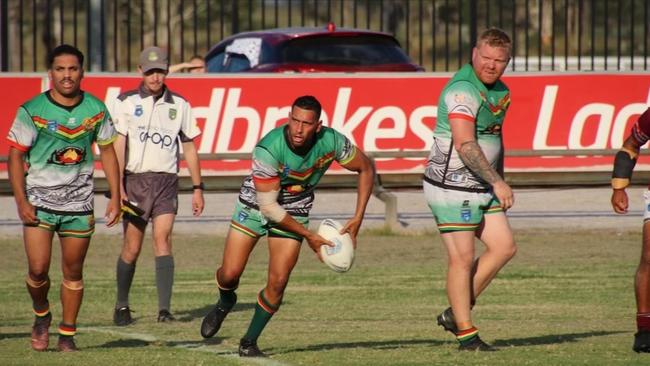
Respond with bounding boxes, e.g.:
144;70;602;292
47;120;58;132
135;105;143;116
82;118;94;131
48;147;85;165
67;117;76;126
169;108;177;120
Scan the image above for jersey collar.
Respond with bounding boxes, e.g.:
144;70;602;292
45;90;85;111
138;83;174;104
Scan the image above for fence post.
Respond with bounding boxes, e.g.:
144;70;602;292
0;0;7;71
87;0;105;71
231;0;239;35
469;0;478;48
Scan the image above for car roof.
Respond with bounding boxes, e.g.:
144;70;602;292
206;25;401;55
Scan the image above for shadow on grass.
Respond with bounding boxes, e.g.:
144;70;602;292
0;332;28;340
98;339;152;348
175;302;258;322
494;330;628;347
273;338;444;354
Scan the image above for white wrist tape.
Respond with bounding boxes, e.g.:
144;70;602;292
257;189;287;223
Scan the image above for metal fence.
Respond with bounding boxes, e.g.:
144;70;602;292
1;0;648;72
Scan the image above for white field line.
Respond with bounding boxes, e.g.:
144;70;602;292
81;326;292;366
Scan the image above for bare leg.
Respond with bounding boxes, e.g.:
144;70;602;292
24;227;54;311
59;235;90;326
636;222;650;313
440;230;476;330
471;212;517;299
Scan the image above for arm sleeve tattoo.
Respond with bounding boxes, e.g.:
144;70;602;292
458;140;503;185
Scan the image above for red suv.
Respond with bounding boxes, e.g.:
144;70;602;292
205;23;424;73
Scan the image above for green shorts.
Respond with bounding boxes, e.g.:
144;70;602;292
32;209;95;238
423;182;502;233
230;201;308;241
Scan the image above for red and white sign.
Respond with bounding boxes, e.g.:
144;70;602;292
1;73;648;173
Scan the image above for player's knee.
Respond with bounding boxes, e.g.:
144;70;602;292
26;273;49;288
448;254;474;270
62;278;84;291
218;267;242;288
502;242;517;260
121;245;142;262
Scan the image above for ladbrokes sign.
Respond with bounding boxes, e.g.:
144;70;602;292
2;73;648;173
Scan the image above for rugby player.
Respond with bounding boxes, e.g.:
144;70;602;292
200;95;374;357
423;28;517;351
611;107;650;353
7;44;121;352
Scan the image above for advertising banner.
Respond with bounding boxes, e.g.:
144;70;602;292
1;73;648;173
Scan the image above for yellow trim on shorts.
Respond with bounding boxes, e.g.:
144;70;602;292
58;228;95;238
438;223;480;232
230;221;259;238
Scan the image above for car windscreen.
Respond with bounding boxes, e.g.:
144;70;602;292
280;35;411;66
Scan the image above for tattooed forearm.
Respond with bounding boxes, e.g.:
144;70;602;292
458;140;503;184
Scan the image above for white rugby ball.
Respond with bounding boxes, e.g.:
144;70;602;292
318;219;355;273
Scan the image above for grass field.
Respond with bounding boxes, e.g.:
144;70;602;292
0;227;648;365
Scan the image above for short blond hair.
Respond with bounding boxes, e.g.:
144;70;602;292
477;27;512;50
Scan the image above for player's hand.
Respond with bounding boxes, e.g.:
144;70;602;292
104;196;121;227
17;200;39;226
611;189;629;214
341;217;363;248
192;189;204;216
305;232;334;262
493;180;514;210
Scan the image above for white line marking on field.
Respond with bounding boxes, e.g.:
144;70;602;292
81;326;292;366
81;326;157;342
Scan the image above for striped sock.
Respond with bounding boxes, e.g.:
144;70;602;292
637;312;650;332
456;326;479;345
58;322;76;337
33;303;50;318
243;290;279;341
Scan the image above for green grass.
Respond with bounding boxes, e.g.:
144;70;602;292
0;228;648;365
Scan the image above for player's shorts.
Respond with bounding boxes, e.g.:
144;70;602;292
31;208;95;238
123;172;178;222
423;181;502;233
229;200;309;241
643;190;650;222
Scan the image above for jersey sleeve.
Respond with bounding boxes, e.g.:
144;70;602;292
631;107;650;146
110;97;130;136
179;102;201;142
6;106;37;152
332;129;357;165
95;106;117;145
443;81;481;123
251;145;280;184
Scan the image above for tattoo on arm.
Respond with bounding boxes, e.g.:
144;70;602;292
458;140;503;184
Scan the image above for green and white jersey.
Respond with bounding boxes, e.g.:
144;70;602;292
424;63;510;192
7;91;116;213
238;125;356;216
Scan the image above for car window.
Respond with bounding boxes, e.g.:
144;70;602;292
281;35;411;66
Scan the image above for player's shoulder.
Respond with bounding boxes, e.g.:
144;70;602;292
167;90;189;104
21;92;49;111
257;125;286;146
116;89;139;102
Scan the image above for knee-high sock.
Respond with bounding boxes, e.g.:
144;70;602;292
116;257;136;309
155;255;174;311
243;289;280;341
26;275;50;315
216;271;237;310
60;280;83;327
